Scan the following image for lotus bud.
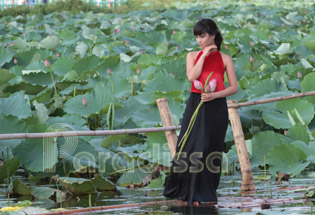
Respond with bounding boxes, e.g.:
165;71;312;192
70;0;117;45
23;33;26;37
175;46;178;50
250;56;254;62
173;30;176;34
284;130;287;136
142;50;144;54
125;40;129;45
44;59;50;67
303;19;306;23
297;72;302;79
298;21;301;25
73;54;77;58
209;79;217;92
224;45;228;49
250;41;254;46
11;42;14;47
170;73;175;78
4;42;7;47
82;98;88;106
269;35;272;39
136;68;141;75
14;59;17;64
56;52;60;57
132;26;135;30
193;80;202;90
107;68;111;75
114;28;120;33
282;23;285;27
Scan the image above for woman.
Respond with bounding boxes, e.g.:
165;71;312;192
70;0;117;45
163;18;238;206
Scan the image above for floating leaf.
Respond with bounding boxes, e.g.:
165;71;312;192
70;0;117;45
59;177;96;195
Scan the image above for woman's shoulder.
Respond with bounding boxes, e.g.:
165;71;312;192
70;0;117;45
187;51;201;61
219;52;233;67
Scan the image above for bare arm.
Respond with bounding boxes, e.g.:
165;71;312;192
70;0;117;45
186;45;217;82
201;54;238;102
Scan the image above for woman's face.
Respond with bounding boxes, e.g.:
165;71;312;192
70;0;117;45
195;32;215;49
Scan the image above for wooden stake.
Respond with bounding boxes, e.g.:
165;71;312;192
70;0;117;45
227;99;255;192
156;98;177;159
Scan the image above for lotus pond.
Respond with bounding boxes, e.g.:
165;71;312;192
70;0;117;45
0;170;315;214
0;0;315;214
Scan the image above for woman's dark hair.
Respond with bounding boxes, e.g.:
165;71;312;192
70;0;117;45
193;18;223;51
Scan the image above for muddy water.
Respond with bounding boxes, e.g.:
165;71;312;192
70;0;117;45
0;172;314;214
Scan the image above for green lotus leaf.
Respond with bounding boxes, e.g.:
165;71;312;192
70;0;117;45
116;167;152;186
132;106;161;128
52;56;76;76
91;174;116;191
139;132;171;167
286;123;311;143
73;56;99;76
266;143;310;176
301;72;315;104
262;110;292;129
58;28;80;45
13;138;58;172
64;82;118;116
31;186;66;201
12;180;32;196
75;42;88;58
291;141;315;163
59;177;96;195
147;170;167;189
156;41;168;55
0;50;13;67
39;36;60;50
0;158;19;183
276;98;314;126
0;92;32;119
250;131;284;168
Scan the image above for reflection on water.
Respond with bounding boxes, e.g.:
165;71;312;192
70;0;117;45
169;204;218;215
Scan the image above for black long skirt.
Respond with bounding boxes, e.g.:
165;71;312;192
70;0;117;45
163;92;228;205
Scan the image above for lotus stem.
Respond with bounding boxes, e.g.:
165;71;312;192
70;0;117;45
49;67;58;98
85;106;90;129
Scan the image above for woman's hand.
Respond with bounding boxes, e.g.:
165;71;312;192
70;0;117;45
201;45;217;58
201;92;217;102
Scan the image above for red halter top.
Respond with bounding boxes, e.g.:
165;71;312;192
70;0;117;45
190;50;226;93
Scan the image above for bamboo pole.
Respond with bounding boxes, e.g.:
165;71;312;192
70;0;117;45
228;91;315;108
156;98;177;159
227;99;255;192
0;126;180;140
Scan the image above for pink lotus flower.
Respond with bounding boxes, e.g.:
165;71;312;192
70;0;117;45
250;41;254;46
193;80;202;90
14;59;17;64
173;30;176;34
297;72;302;79
298;21;301;25
44;59;50;67
11;42;14;47
56;52;60;57
114;28;120;33
136;68;141;75
224;45;228;49
107;68;111;75
250;56;254;62
82;98;88;106
269;35;272;39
